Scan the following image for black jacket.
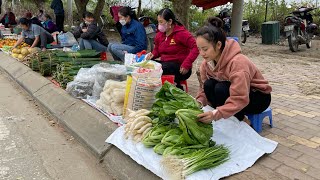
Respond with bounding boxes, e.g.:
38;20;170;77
72;21;109;47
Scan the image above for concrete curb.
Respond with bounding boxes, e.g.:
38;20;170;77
0;52;159;179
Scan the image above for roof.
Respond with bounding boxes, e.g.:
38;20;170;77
192;0;232;10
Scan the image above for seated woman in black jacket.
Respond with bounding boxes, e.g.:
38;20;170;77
72;12;109;52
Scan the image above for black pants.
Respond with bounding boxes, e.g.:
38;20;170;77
204;78;271;121
56;14;65;32
25;32;54;48
159;61;192;87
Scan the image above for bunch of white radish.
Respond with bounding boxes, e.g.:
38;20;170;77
125;109;153;142
96;80;126;115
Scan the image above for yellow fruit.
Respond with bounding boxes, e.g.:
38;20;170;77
15;48;21;54
12;53;19;58
12;48;18;53
17;54;25;61
21;48;29;55
28;47;40;53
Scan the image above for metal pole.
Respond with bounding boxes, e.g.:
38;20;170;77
230;0;244;40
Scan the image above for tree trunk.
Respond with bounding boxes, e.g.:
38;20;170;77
137;0;142;17
74;0;89;21
171;0;192;29
93;0;106;22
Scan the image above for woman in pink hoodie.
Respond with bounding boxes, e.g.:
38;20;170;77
196;17;272;124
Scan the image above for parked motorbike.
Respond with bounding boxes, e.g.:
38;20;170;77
218;8;249;44
284;7;318;52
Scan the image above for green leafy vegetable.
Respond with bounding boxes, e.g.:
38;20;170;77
162;145;230;179
149;82;201;124
176;109;213;145
142;124;177;148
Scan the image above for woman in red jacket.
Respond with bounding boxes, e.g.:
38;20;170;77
146;8;199;89
196;17;272;124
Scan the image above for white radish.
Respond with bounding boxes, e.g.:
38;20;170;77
134;121;148;130
142;127;152;138
129;109;150;118
130;116;148;130
134;134;142;142
134;110;151;118
137;123;152;134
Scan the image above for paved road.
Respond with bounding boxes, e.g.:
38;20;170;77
0;71;112;180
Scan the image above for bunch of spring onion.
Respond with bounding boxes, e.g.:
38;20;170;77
161;145;229;180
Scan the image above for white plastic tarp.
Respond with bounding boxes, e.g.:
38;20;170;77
106;106;278;180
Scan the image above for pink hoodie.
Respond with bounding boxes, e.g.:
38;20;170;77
196;39;272;120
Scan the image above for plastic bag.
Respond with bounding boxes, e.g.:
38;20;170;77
91;63;127;98
66;68;97;99
58;32;78;47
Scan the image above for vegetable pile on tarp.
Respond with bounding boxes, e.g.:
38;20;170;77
124;109;153;142
149;81;201;124
30;49;101;76
96;80;126;116
124;82;230;179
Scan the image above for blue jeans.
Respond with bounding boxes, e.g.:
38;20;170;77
79;38;107;52
107;43;135;61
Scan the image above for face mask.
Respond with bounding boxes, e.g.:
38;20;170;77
158;23;168;33
119;19;126;26
85;21;91;25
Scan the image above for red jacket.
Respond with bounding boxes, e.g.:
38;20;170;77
152;25;199;70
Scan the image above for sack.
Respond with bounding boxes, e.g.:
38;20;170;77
123;61;163;117
58;32;78;47
91;63;127;99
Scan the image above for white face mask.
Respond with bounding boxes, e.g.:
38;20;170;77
119;19;126;26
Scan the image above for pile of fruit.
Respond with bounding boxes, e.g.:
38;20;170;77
0;38;29;48
0;39;17;48
11;47;39;61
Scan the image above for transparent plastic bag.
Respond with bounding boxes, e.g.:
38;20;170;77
66;68;97;99
58;32;78;47
91;63;127;98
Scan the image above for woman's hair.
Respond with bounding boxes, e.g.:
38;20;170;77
196;17;226;52
157;8;182;26
25;12;32;19
83;11;94;19
118;6;138;20
19;18;31;26
44;14;52;20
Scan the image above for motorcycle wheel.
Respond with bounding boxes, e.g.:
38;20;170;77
306;40;312;48
241;31;247;44
288;30;299;52
306;35;312;48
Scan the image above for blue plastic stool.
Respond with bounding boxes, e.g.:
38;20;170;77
247;107;273;133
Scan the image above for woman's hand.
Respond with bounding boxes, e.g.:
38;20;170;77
146;53;154;60
82;28;88;33
179;67;189;75
197;110;218;124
